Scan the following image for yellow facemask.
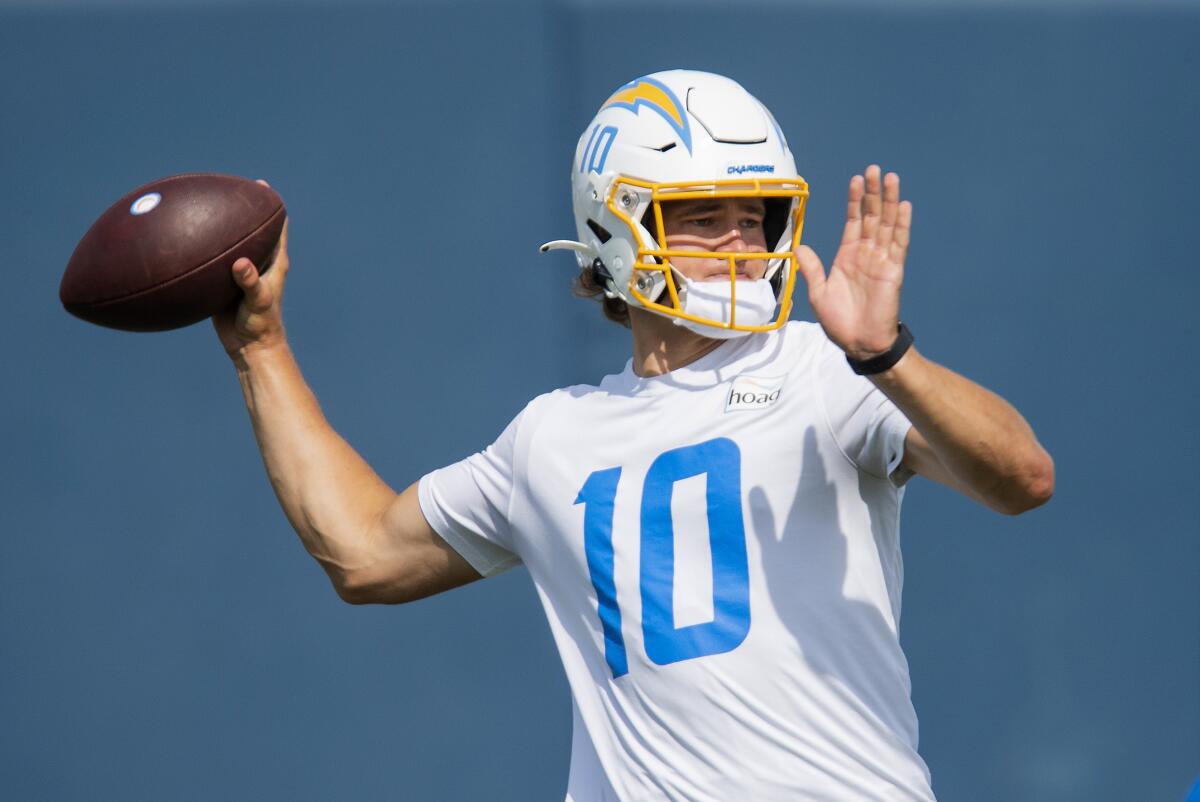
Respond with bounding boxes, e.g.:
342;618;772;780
607;176;809;333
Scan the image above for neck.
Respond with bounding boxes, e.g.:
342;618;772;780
628;307;726;378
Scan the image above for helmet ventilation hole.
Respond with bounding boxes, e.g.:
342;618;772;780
586;219;612;244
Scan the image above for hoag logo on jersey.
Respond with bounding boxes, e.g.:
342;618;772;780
725;375;785;412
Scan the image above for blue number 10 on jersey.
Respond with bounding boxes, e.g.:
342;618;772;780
575;437;751;678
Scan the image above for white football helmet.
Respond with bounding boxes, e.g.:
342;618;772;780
542;69;809;334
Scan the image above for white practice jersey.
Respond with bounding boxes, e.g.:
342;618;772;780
418;321;935;802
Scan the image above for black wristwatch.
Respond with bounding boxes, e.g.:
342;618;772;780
845;323;914;376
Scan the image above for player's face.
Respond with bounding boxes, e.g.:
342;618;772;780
658;197;769;282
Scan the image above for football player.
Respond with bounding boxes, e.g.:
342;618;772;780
215;70;1053;801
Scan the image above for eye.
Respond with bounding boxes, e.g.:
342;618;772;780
683;216;715;228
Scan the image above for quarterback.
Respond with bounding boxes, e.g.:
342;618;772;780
215;71;1054;801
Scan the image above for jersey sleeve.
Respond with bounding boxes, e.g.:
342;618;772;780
814;333;914;484
417;410;525;578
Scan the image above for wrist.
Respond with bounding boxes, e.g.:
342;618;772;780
228;335;292;372
864;344;921;388
846;322;913;375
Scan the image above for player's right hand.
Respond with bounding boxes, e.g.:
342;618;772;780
213;181;290;360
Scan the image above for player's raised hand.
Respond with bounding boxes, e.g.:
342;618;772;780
794;165;912;361
213;182;290;358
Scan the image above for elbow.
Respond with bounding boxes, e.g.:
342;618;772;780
333;576;382;605
995;449;1055;515
330;566;417;606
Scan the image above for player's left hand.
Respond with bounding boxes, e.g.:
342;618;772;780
794;165;912;361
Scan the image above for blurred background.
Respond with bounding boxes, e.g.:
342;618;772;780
2;0;1197;799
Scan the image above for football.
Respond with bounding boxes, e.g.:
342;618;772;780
60;173;286;332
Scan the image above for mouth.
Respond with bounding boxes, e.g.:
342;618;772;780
699;269;755;281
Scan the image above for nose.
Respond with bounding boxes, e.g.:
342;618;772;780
714;227;749;253
713;229;754;277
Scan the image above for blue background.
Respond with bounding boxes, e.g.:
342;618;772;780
2;1;1197;799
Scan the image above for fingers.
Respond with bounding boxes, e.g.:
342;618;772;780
876;171;899;248
253;217;290;287
845;166;906;254
251;178;290;279
840;174;864;246
888;200;913;265
793;244;827;298
232;257;274;313
861;165;882;242
272;217;290;274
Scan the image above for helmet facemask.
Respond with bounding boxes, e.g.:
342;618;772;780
610;177;809;333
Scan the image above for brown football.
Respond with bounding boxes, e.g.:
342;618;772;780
60;173;286;332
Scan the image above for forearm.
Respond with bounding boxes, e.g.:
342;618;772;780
233;342;395;585
871;347;1054;514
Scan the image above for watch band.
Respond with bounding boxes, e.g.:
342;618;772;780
846;322;913;376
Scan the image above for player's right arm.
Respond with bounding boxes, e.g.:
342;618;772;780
212;214;482;604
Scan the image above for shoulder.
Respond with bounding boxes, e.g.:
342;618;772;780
780;320;852;368
506;378;614;441
780;319;827;350
520;380;607;422
766;320;834;374
531;361;639;414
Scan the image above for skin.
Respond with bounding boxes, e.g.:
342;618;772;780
627;199;771;375
214;199;477;604
790;167;1054;513
216;169;1054;604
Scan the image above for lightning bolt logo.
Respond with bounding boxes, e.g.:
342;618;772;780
601;77;693;153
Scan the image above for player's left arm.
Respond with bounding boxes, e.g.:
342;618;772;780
795;165;1054;515
872;348;1053;514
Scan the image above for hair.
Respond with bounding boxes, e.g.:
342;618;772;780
571;207;663;329
572;264;631;328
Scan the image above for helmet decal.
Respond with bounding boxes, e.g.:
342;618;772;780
601;77;693;153
580;124;619;174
